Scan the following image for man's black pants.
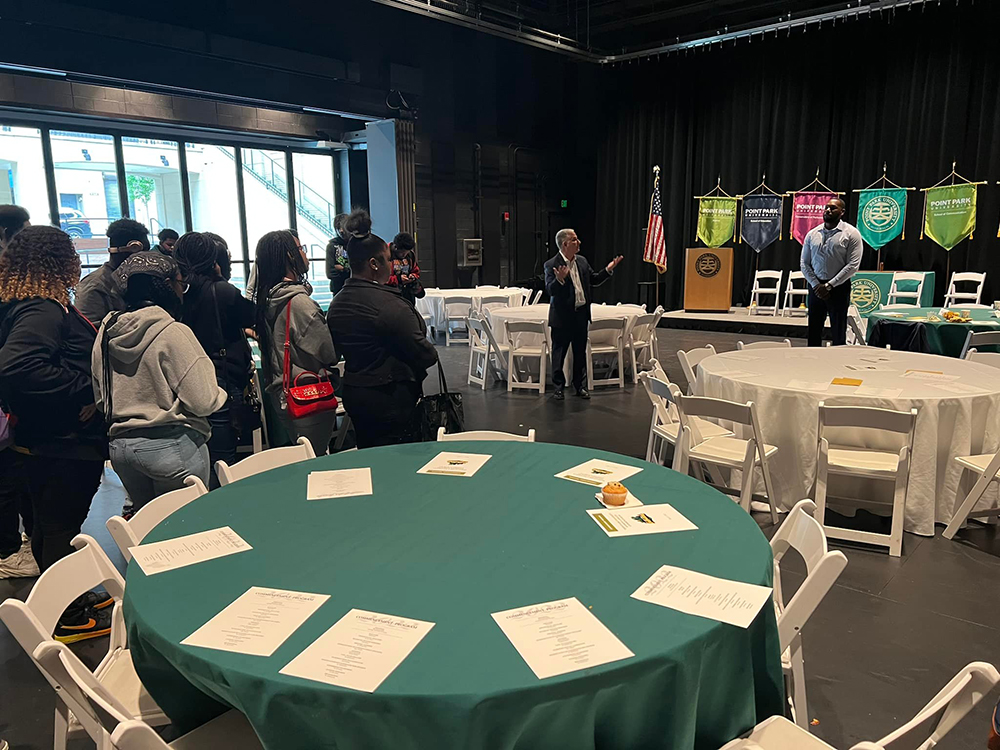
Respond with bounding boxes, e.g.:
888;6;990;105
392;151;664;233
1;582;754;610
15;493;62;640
808;281;851;347
551;315;589;391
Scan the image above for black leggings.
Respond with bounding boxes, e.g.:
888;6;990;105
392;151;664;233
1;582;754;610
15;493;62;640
0;448;32;557
343;382;421;449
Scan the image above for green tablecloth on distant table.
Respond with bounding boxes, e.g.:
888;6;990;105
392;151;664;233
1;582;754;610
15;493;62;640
124;442;782;750
867;306;1000;357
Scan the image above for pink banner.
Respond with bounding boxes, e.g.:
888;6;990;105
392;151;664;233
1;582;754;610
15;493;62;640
791;191;836;245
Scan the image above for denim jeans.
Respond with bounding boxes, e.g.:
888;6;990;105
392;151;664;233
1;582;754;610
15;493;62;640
110;427;210;511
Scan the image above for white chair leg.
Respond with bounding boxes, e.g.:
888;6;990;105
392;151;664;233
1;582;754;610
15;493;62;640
539;347;547;395
586;345;594;392
888;459;909;558
815;440;830;527
789;639;809;730
617;346;625;389
759;448;780;525
943;468;996;539
630;346;639;383
507;354;514;392
645;415;657;462
672;427;690;474
53;704;69;750
738;445;756;513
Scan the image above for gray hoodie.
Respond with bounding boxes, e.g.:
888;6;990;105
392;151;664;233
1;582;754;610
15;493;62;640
91;306;228;439
263;283;339;406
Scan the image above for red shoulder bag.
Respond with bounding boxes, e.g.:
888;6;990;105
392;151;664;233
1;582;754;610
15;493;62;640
282;299;338;419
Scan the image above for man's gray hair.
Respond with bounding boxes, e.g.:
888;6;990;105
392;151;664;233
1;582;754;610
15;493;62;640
555;228;575;252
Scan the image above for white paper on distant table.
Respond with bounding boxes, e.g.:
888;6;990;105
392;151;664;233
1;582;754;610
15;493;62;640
416;452;492;477
716;369;761;379
902;370;960;382
854;386;903;398
307;468;372;500
859;356;891;363
182;587;330;656
280;609;434;692
929;381;989;395
594;490;643;509
555;459;643;487
631;565;772;628
721;353;761;362
129;527;251;576
785;379;828;392
587;503;697;537
844;364;895;372
491;597;634;679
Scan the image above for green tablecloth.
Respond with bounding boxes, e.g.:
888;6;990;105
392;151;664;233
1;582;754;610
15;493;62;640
867;306;1000;357
849;271;935;316
123;441;783;750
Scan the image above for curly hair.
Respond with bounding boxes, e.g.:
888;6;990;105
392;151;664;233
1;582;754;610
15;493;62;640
0;225;80;306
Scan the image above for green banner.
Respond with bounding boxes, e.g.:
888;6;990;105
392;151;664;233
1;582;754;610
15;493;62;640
857;188;907;249
697;197;737;248
923;184;977;251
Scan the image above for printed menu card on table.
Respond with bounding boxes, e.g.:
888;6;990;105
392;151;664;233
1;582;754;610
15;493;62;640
555;459;643;487
631;565;772;629
587;504;697;537
491;597;634;679
129;526;251;576
280;609;435;692
307;468;373;500
182;587;330;656
416;452;492;477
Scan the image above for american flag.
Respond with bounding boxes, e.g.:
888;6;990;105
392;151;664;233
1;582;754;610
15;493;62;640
643;176;667;272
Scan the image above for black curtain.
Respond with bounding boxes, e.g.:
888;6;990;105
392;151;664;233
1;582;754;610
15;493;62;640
593;3;1000;309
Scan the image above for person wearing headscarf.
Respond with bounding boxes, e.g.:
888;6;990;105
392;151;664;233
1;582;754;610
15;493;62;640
92;252;226;509
173;232;256;487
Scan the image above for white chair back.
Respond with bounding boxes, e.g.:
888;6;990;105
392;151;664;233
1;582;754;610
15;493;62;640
967;349;1000;368
960;330;1000;359
506;320;548;342
847;305;868;345
736;339;791;351
216;436;315;486
676;344;716;393
944;271;986;307
528;289;543;305
106;476;208;562
505;320;549;394
751;270;783;314
437;426;535;442
480;315;509;374
443;295;474;315
478;295;509;312
629;313;660;346
887;272;925;305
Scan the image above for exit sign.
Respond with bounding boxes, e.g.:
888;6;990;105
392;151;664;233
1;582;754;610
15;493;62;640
560;199;569;208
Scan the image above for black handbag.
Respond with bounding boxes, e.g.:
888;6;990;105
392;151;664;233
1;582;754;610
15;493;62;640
416;358;465;441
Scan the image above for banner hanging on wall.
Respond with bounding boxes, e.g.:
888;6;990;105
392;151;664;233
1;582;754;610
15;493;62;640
856;188;907;249
740;194;783;253
790;191;836;244
697;197;738;248
922;184;977;251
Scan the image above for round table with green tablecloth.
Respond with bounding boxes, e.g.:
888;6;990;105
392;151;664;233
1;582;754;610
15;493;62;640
867;306;1000;357
123;441;783;750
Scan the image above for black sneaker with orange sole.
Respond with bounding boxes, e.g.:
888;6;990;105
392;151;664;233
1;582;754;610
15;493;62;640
76;591;114;611
54;606;112;644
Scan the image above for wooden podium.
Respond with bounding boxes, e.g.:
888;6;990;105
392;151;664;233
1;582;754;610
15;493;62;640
683;247;733;312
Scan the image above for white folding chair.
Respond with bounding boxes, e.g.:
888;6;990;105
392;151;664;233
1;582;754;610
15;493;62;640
967;349;1000;368
443;295;473;346
106;476;208;562
780;271;809;317
420;312;434;340
586;318;628;389
813;403;917;557
0;535;168;750
771;500;848;729
467;314;490;390
528;289;543;305
750;270;783;315
437;426;535;442
846;305;867;345
942;448;1000;539
960;330;1000;360
677;344;717;394
943;271;986;307
215;436;315;486
639;370;733;466
478;295;510;315
505;320;548;394
480;314;510;382
736;339;791;351
625;311;662;382
33;640;262;750
720;662;999;750
672;392;780;523
887;272;926;306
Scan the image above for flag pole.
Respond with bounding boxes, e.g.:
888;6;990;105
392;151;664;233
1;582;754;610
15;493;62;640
651;165;661;309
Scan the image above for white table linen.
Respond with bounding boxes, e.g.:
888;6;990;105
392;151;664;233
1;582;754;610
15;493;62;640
696;347;1000;536
416;287;529;330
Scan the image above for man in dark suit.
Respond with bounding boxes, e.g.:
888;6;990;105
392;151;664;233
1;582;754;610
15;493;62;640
543;228;623;400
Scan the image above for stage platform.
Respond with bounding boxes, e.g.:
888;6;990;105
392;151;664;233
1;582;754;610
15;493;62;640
659;307;828;338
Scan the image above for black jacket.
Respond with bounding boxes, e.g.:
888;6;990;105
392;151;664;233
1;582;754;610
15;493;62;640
0;298;108;458
326;278;438;388
543;253;613;328
75;263;124;326
181;276;256;390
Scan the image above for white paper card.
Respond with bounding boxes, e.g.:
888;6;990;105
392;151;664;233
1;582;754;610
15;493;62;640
860;356;891;363
307;468;373;500
631;565;772;629
416;452;492;477
785;379;828;392
854;386;903;398
280;609;434;692
716;369;760;379
845;364;895;372
930;381;989;395
182;587;330;656
902;370;960;382
587;503;697;537
722;353;761;361
555;459;643;487
594;491;643;509
491;597;633;679
129;527;251;576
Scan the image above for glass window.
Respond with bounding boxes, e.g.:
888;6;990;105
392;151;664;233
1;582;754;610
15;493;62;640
0;125;51;228
51;130;119;270
291;152;338;310
241;148;290;259
122;137;184;247
186;143;245;290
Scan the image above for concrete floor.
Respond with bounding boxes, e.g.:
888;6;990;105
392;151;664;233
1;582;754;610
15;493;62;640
2;328;998;749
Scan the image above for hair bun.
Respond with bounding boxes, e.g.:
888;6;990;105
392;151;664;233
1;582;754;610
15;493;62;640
344;208;372;240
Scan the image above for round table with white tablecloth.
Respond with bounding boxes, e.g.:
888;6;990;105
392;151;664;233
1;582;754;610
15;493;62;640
416;287;530;330
696;347;1000;536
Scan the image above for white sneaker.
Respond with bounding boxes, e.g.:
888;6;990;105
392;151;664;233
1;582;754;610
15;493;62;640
0;536;39;579
1;739;9;750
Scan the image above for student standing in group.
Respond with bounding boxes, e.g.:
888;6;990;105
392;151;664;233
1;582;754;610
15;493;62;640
253;230;339;454
327;210;437;448
0;205;30;250
76;218;150;325
93;252;226;509
387;232;424;306
0;226;111;642
325;214;350;295
152;228;178;256
174;232;256;487
204;232;233;281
